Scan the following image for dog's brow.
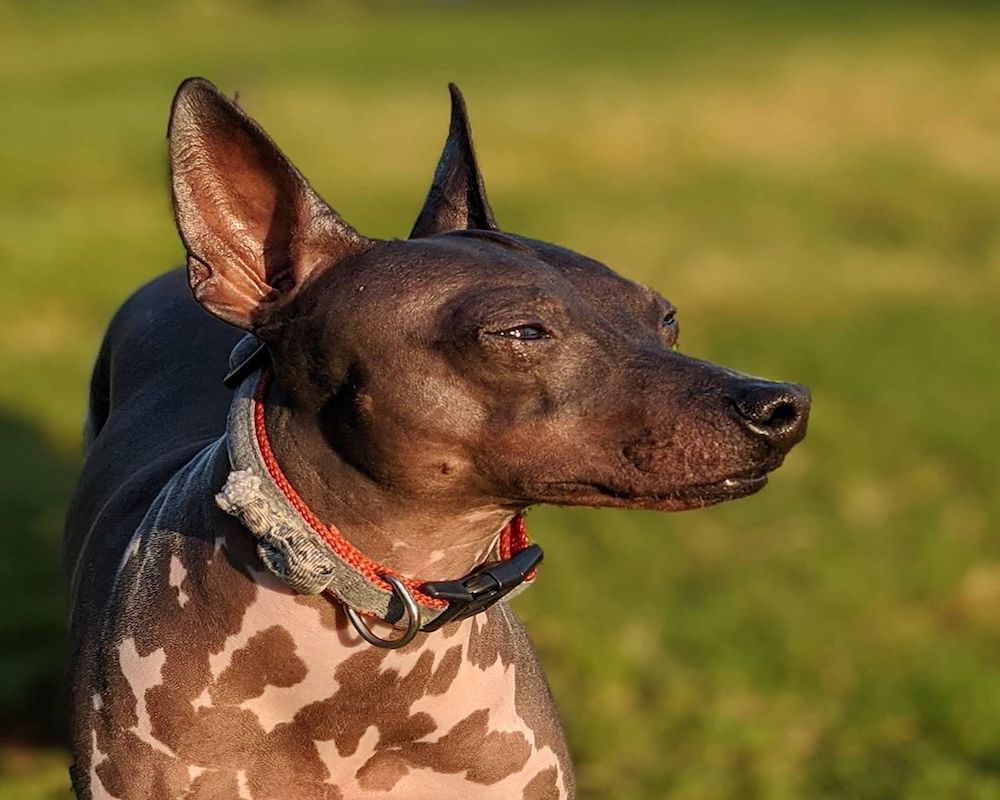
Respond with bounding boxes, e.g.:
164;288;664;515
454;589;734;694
652;292;675;315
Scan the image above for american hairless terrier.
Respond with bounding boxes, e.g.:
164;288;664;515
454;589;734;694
64;79;810;799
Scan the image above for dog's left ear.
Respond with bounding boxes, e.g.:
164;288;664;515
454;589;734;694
169;78;371;331
409;84;498;238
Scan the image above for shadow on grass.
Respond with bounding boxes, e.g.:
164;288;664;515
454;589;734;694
0;409;78;747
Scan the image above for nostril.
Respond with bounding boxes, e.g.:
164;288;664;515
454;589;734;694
730;381;810;446
763;399;799;431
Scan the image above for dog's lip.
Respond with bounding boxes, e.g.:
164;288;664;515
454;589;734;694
540;470;770;510
717;473;768;491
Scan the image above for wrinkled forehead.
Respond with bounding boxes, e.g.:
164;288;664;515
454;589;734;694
371;231;650;299
448;231;668;333
504;234;665;320
306;230;663;333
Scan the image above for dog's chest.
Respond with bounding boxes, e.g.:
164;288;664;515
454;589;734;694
85;529;570;799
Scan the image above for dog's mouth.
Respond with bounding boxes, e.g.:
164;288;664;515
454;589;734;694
541;469;772;512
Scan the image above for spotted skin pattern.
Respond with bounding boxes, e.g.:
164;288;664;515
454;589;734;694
80;512;573;800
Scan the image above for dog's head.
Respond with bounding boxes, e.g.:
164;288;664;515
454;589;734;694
169;79;809;514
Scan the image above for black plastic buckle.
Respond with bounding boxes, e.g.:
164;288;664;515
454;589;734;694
420;544;543;632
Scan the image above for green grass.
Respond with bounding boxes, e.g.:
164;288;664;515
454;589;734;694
1;2;998;798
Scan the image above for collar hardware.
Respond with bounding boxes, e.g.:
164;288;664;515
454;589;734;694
223;342;270;389
419;544;544;632
344;573;422;649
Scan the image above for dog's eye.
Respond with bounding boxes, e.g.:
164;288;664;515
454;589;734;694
491;325;549;341
660;310;679;349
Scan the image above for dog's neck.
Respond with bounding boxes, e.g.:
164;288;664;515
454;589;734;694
264;389;517;583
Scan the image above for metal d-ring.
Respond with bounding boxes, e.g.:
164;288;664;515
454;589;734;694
344;574;422;650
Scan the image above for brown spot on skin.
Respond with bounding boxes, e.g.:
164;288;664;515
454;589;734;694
184;769;241;800
295;648;439;755
144;682;198;753
247;723;342;800
523;766;561;799
212;625;308;704
297;642;533;791
101;648;139;730
356;751;410;791
132;534;257;663
93;729;189;800
88;529;277;796
466;606;516;670
123;533;261;755
294;592;343;631
173;706;267;769
440;618;466;640
378;710;439;750
403;708;532;784
427;645;462;695
92;640;187;800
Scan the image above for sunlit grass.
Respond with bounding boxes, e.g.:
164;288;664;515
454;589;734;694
1;2;998;798
0;748;70;800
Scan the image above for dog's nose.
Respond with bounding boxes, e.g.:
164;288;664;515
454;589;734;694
729;380;810;450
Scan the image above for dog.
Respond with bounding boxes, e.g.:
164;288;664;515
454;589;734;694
63;78;809;800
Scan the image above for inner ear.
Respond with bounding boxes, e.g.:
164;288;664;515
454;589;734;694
169;78;370;330
409;83;498;239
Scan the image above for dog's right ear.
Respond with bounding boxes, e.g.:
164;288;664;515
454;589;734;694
409;84;498;238
169;78;371;331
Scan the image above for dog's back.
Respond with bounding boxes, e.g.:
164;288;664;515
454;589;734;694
64;267;238;724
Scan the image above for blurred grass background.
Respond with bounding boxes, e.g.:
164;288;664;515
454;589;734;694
1;1;999;798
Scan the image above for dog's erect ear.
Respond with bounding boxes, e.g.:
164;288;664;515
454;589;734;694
169;78;370;330
409;84;498;239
